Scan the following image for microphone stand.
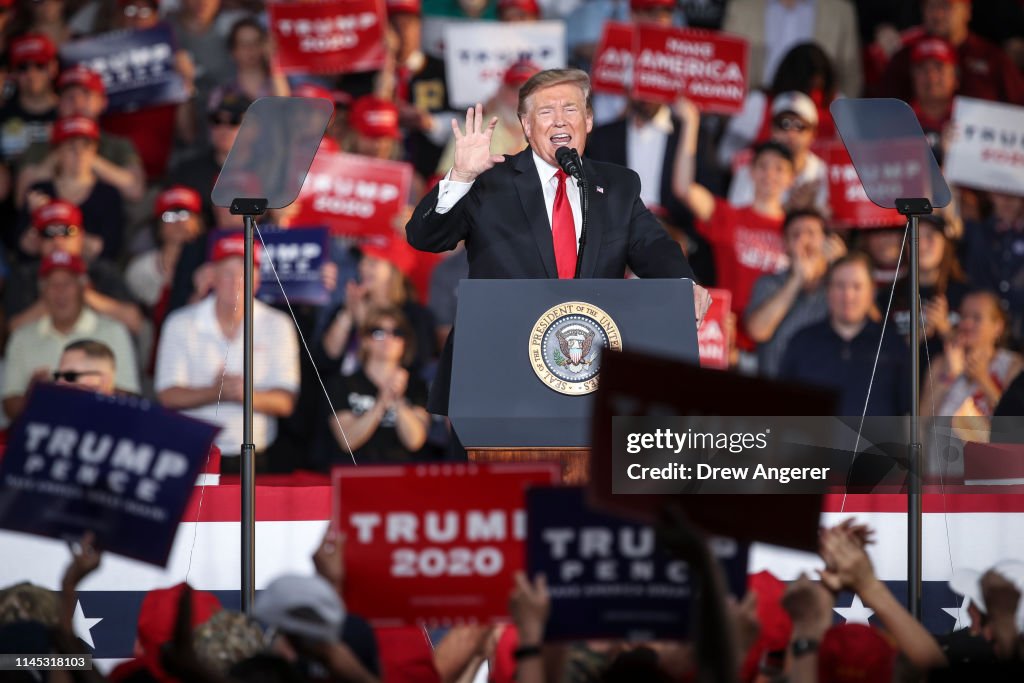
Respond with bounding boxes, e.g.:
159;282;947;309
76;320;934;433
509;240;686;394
574;169;589;279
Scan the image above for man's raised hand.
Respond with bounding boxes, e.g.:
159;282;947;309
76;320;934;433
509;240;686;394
450;103;505;183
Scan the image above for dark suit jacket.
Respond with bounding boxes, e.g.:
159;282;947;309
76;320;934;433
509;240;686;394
585;116;689;224
406;147;694;414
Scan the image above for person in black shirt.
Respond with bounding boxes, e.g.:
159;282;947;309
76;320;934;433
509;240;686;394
780;252;910;416
321;307;430;467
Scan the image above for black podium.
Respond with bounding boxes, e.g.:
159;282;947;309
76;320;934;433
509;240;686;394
449;279;698;479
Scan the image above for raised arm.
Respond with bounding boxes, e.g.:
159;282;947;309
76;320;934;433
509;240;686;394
406;104;504;253
819;524;947;670
671;98;716;223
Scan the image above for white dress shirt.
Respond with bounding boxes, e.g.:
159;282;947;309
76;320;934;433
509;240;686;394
762;0;817;86
626;106;673;209
436;151;583;243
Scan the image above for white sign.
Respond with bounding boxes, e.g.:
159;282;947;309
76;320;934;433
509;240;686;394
945;96;1024;195
443;20;566;108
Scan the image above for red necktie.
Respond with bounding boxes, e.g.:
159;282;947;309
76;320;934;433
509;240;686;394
552;169;577;279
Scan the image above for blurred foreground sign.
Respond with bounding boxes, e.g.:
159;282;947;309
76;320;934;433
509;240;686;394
0;384;218;566
333;463;559;626
527;486;748;640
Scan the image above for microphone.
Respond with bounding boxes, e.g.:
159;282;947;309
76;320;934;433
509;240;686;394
555;146;584;182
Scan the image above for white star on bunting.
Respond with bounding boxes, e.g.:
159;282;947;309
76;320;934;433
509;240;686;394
833;595;874;624
73;600;103;649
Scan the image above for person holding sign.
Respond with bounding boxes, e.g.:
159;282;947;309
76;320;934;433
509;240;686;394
406;68;709;414
673;98;793;357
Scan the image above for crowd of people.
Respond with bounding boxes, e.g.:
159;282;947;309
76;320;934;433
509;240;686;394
1;0;1024;679
2;517;1024;681
0;0;1022;468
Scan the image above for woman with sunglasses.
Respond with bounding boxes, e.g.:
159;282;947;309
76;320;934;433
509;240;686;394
319;239;437;378
321;307;430;466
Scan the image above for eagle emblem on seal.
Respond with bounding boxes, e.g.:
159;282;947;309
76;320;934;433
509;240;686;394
555;324;597;371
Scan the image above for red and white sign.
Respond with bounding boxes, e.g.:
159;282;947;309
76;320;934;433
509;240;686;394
823;142;903;229
946;96;1024;196
333;463;561;627
268;0;386;75
631;25;748;114
698;288;731;370
292;152;412;238
591;22;634;95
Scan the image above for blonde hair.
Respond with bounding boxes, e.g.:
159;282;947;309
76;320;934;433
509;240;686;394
517;68;592;118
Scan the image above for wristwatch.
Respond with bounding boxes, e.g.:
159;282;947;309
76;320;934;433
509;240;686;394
790;638;819;657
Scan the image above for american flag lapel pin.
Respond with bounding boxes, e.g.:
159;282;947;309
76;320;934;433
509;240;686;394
595;185;604;194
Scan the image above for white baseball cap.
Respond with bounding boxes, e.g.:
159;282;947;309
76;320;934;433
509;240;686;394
253;574;345;643
949;560;1024;629
771;91;819;126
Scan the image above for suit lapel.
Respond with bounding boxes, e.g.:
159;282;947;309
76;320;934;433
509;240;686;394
578;158;607;279
513;148;558;278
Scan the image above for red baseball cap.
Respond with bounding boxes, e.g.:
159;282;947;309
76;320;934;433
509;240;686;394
57;66;106;96
630;0;675;9
9;34;57;68
350;96;401;140
818;624;897;683
51;117;101;145
498;0;540;15
740;571;793;682
210;232;262;265
503;59;542;87
137;583;221;681
386;0;421;15
32;200;84;233
293;82;339;103
154;185;202;216
360;236;416;278
39;251;87;278
912;37;958;66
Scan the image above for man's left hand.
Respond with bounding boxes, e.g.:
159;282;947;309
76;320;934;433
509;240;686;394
693;284;712;327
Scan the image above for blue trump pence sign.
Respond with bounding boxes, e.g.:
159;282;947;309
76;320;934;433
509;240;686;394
0;384;219;566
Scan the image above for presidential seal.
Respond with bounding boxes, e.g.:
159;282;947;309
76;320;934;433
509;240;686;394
529;302;622;395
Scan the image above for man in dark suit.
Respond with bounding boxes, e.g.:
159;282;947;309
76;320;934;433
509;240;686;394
406;68;710;414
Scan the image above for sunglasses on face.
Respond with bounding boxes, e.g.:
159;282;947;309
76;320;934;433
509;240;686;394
208;113;243;127
16;62;50;73
369;327;404;341
773;117;810;132
53;370;102;383
122;4;155;18
161;209;192;223
42;224;79;238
